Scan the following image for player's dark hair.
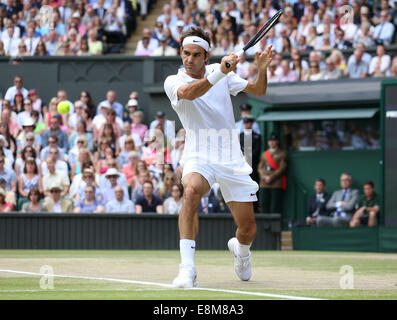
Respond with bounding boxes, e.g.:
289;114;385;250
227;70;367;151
315;178;326;185
180;26;211;52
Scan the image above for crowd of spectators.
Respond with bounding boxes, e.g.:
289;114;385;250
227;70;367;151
0;0;140;56
283;119;380;150
134;0;397;80
0;74;238;214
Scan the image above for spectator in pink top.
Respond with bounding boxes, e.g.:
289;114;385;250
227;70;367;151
134;37;153;56
131;110;148;143
277;60;299;82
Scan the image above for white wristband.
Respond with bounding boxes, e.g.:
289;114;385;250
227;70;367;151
207;68;226;85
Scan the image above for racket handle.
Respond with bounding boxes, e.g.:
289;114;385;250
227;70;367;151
225;49;245;69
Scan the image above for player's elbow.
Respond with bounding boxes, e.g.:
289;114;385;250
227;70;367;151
178;87;195;101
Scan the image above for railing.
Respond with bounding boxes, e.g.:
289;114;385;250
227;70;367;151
0;212;281;250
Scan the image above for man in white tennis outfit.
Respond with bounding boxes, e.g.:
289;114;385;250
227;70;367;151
164;27;273;288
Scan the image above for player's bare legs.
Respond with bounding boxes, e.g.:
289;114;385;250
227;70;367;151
227;201;256;281
172;172;210;288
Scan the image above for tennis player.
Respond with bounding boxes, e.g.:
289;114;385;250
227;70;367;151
164;27;273;288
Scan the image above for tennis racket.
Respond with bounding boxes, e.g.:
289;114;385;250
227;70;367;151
225;9;284;69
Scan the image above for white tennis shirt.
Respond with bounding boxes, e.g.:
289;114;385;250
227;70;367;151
164;63;250;167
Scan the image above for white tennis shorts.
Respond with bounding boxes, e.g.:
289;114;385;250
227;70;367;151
182;159;259;203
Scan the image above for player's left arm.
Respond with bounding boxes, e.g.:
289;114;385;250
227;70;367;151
243;45;273;97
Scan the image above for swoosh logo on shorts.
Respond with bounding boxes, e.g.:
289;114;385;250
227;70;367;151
250;193;256;196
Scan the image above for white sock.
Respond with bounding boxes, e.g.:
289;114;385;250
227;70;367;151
237;241;251;258
180;239;196;267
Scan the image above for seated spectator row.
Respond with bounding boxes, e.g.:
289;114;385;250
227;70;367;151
0;0;138;56
306;174;379;228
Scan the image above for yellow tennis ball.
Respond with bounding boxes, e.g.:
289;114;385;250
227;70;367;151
57;101;70;114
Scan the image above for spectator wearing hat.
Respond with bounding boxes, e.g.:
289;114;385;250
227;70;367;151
149;111;175;141
43;183;73;213
124;98;139;122
42;157;70;198
4;75;29;107
93;101;112;136
16;116;41;153
258;132;287;214
101;168;130;203
105;186;135;213
135;180;163;213
41;114;68;154
0;187;14;212
151;35;178;56
239;114;262;187
74;185;105;213
27;89;44;113
69;162;98;200
235;103;260;135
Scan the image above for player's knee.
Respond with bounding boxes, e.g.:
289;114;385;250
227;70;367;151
239;220;256;240
183;185;201;204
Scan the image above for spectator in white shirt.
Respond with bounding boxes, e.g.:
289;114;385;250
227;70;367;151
41;147;69;176
369;44;391;77
119;121;142;152
23;26;40;56
2;26;20;56
4;75;29;106
373;10;395;45
105;186;135;213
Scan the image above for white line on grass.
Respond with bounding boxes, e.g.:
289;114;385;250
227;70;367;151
0;269;323;300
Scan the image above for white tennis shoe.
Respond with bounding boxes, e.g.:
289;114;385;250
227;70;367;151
172;264;198;288
228;237;252;281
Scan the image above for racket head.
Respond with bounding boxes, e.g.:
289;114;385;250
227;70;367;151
243;9;284;50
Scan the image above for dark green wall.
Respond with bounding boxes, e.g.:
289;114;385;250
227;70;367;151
284;150;380;227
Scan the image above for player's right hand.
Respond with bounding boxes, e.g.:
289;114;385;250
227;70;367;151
220;53;239;73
